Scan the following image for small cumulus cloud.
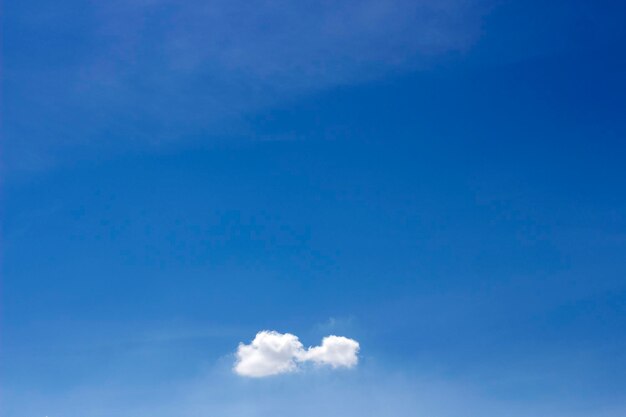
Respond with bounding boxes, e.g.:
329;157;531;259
234;331;305;377
234;330;360;377
302;335;359;368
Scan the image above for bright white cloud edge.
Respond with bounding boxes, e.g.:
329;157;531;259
234;330;360;377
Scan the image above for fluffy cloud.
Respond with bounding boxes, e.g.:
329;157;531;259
234;331;305;377
234;331;360;377
302;335;359;368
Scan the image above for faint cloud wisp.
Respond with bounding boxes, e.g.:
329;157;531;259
5;0;491;174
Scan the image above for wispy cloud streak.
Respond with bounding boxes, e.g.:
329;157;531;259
5;0;490;174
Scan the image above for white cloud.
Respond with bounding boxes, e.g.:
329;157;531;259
234;330;360;377
234;331;305;377
303;335;359;368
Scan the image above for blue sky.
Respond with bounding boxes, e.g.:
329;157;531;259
2;0;626;415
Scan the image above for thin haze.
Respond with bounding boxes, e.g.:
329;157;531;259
5;0;488;173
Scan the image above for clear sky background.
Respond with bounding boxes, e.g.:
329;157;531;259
2;0;626;416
